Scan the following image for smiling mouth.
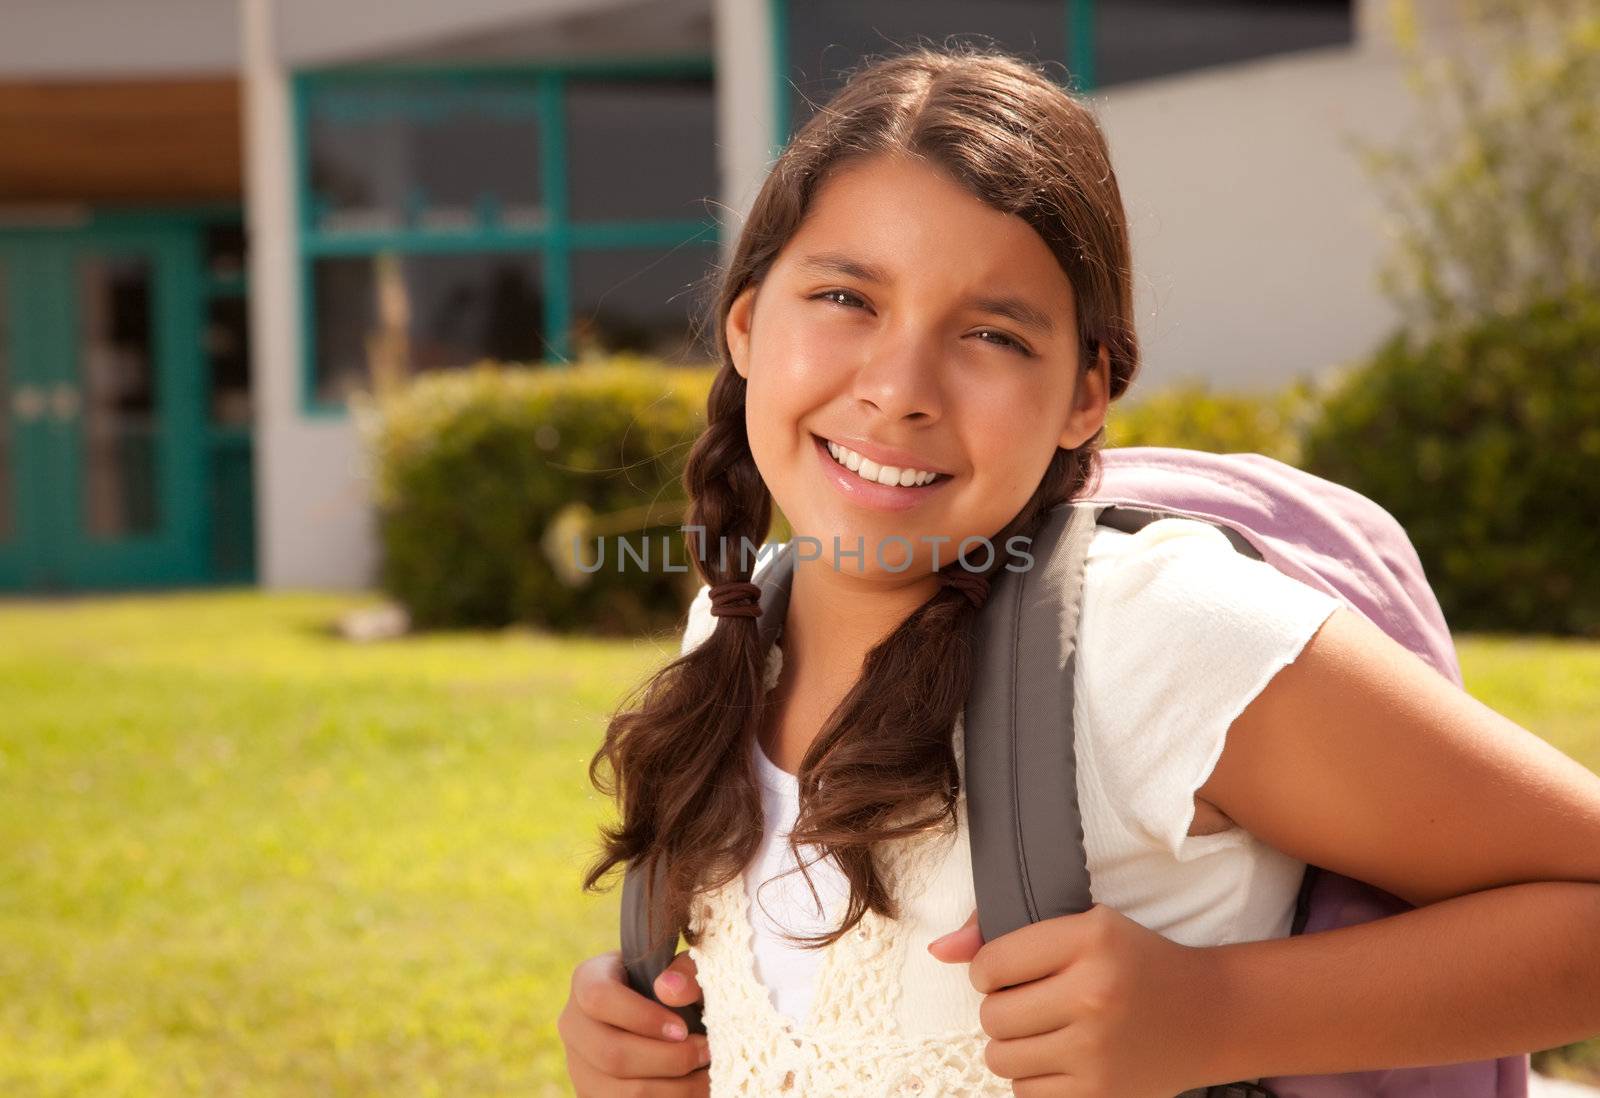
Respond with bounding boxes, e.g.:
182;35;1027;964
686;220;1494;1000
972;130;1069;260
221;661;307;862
813;433;954;489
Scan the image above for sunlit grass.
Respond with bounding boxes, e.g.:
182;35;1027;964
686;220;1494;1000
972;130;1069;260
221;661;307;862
0;591;1594;1095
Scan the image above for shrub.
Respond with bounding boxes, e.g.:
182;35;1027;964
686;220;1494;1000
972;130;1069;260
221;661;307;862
359;358;718;634
1106;380;1315;465
1300;289;1600;636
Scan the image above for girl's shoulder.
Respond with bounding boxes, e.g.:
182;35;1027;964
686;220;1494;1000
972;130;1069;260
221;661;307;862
1074;513;1342;861
1080;512;1338;632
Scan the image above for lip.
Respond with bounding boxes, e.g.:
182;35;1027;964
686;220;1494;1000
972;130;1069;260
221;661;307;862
811;433;954;513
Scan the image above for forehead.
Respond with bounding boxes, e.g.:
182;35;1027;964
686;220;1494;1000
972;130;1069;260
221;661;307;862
781;153;1076;316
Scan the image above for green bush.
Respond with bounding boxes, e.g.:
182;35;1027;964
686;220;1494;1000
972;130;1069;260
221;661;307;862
1106;380;1314;465
1301;290;1600;636
360;358;717;634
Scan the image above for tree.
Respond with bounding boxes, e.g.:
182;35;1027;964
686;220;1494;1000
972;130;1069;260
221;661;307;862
1359;0;1600;336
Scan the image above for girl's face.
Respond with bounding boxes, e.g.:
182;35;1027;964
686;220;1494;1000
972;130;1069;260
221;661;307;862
725;152;1110;577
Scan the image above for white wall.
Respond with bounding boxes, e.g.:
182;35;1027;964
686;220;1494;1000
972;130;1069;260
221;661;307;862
1094;43;1412;396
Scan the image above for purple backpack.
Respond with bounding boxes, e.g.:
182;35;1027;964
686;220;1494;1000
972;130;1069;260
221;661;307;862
620;445;1532;1095
1077;447;1530;1096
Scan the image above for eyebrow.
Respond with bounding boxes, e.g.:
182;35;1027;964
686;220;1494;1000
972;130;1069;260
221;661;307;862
796;250;1058;338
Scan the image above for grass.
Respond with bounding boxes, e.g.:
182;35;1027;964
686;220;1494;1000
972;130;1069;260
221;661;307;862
0;591;1596;1095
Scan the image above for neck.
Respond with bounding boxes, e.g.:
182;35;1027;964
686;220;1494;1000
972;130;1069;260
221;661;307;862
758;556;941;769
788;554;940;668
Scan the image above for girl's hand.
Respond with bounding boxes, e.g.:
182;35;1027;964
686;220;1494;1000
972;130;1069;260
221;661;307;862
558;949;711;1096
928;903;1220;1097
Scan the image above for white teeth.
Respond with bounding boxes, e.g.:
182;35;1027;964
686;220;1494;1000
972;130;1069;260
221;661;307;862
824;438;940;487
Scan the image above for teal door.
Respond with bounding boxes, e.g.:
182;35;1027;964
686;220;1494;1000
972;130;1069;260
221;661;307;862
0;227;207;590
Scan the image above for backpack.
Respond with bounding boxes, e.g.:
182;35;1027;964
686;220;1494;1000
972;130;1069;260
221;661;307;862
619;445;1532;1098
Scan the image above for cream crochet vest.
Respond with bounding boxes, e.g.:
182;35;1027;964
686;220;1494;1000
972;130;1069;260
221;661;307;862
687;642;1008;1096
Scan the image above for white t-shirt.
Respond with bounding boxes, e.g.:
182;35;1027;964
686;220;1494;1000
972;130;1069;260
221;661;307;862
680;515;1343;1023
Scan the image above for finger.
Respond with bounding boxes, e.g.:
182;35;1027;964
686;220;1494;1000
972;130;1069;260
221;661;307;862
655;950;705;1008
564;1007;712;1080
927;909;983;964
573;951;697;1040
968;907;1102;994
983;1028;1069;1081
1011;1074;1074;1098
569;1054;712;1097
978;970;1076;1039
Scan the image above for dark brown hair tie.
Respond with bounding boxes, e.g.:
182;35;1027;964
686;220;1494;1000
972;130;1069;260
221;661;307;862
708;580;763;618
940;568;991;609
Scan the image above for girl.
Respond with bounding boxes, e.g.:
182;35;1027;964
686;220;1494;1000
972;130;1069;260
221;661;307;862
556;43;1600;1098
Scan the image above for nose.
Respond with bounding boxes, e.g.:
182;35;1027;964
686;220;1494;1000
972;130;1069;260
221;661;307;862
850;332;943;425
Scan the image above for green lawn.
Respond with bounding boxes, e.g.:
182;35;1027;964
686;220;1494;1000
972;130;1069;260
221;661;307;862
0;591;1596;1096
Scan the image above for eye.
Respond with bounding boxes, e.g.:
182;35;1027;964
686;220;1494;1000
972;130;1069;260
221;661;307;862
814;289;866;309
974;329;1032;356
810;290;1033;356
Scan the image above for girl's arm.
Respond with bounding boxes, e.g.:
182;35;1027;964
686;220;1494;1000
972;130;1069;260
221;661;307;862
1198;878;1600;1081
1194;605;1600;1077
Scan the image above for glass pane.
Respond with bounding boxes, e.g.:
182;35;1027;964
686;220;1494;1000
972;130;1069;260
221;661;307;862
783;0;1068;141
1095;0;1354;88
569;244;721;364
312;252;547;403
0;260;11;544
307;79;545;233
565;76;717;222
78;256;159;539
206;295;251;426
204;222;248;281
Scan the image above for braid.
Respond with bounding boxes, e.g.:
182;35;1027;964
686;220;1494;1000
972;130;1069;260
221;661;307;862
583;366;781;952
682;369;771;593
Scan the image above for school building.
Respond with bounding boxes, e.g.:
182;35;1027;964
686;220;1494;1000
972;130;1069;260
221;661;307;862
0;0;1452;593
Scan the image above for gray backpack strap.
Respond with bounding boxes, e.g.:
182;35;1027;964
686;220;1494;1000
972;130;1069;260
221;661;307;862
618;542;797;1035
964;500;1104;942
1096;503;1265;562
968;500;1277;1098
618;856;701;1032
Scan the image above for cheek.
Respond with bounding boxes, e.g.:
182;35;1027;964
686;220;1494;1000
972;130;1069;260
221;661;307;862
959;379;1071;493
740;367;820;491
771;325;847;395
747;326;843;430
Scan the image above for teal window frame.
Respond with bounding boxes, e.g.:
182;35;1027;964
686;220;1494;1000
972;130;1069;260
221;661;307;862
292;56;723;418
767;0;1097;154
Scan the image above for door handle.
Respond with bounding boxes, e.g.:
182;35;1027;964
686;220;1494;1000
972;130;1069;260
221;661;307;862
49;383;80;422
10;384;46;421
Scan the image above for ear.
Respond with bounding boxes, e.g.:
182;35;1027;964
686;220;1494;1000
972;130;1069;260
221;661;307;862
725;283;758;380
1058;341;1111;451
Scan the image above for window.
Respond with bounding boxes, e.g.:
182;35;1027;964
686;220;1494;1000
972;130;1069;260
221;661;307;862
776;0;1356;141
782;0;1073;142
565;76;718;222
1094;0;1354;88
295;60;720;414
570;244;719;364
311;252;547;404
306;76;546;233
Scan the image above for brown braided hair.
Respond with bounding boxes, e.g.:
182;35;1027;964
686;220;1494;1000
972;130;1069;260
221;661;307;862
583;42;1140;953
